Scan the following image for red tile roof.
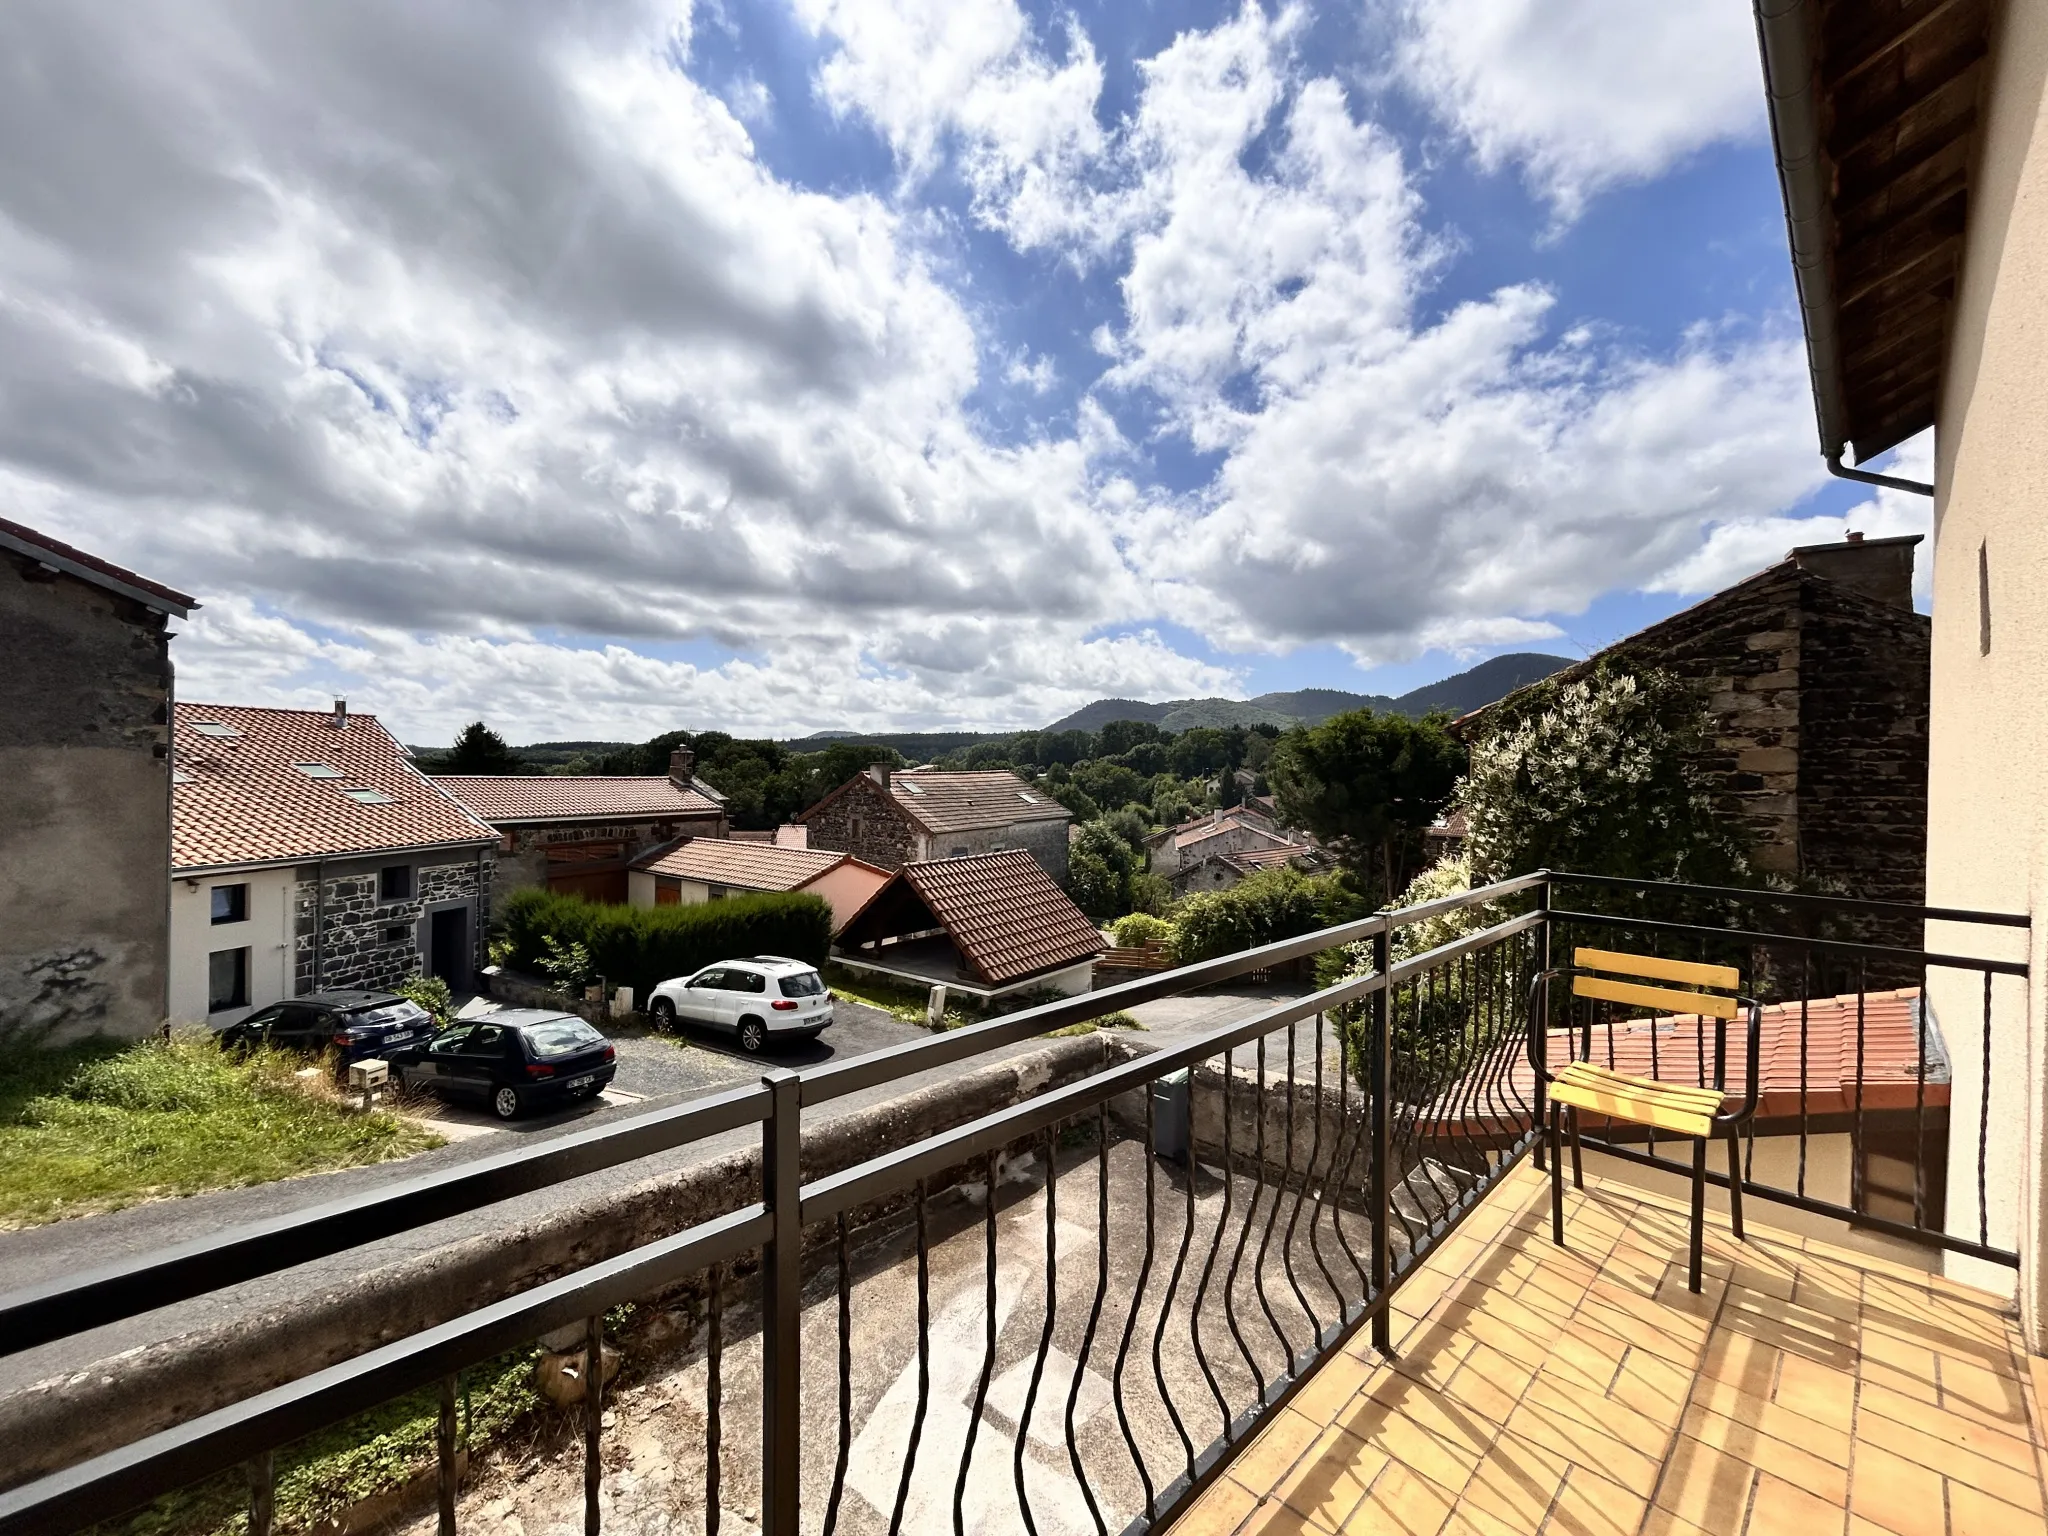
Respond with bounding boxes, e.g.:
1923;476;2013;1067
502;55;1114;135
1218;843;1329;874
632;838;847;891
172;704;495;870
854;849;1105;987
437;776;724;823
1177;819;1294;854
802;769;1071;836
0;515;196;616
1433;989;1944;1137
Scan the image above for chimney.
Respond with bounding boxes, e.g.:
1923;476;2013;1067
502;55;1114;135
668;747;696;787
774;824;808;849
1788;532;1923;611
332;698;348;729
869;761;892;790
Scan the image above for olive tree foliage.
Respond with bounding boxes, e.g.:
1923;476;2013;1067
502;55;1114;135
1268;709;1466;905
1456;662;1750;886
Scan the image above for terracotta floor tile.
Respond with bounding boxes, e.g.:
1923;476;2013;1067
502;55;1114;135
1649;1434;1757;1533
1545;1463;1647;1536
1271;1425;1384;1532
1169;1475;1259;1536
1639;1510;1718;1536
1855;1405;2043;1512
1236;1501;1322;1536
1698;1330;1786;1398
1688;1373;1850;1464
1440;1510;1522;1536
1947;1478;2048;1536
1291;1354;1374;1424
1846;1440;1948;1536
1857;1378;2039;1469
1771;1351;1857;1436
1744;1470;1848;1536
1679;1401;1849;1505
1501;1394;1663;1498
1456;1431;1569;1531
1942;1352;2034;1425
1344;1461;1458;1536
1227;1409;1325;1499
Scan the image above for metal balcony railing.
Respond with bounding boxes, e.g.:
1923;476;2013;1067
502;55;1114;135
0;870;2026;1536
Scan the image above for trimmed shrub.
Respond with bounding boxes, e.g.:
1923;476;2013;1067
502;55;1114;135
497;888;832;999
1109;912;1175;948
1171;867;1367;964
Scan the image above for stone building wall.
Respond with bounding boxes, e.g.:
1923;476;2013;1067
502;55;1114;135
803;772;1071;882
293;850;493;994
802;774;922;871
0;550;176;1042
492;814;722;905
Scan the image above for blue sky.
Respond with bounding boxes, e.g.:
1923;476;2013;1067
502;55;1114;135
0;0;1932;740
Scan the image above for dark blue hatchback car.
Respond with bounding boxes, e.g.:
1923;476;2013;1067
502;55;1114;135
216;990;436;1072
389;1010;616;1120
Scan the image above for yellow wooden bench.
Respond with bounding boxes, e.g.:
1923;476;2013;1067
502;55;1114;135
1530;947;1762;1292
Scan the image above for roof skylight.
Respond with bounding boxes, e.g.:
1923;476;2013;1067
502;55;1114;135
293;762;344;778
899;781;925;795
189;721;240;738
342;787;395;804
1017;791;1040;803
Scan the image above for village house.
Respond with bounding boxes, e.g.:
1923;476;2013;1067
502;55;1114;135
1;517;195;1041
440;748;727;906
1459;532;1931;922
833;848;1105;1002
627;837;889;933
798;764;1072;881
168;702;498;1025
1146;803;1327;895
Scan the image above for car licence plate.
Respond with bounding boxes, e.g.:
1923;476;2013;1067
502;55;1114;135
568;1074;596;1089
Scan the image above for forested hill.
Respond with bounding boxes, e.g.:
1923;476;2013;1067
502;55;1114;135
1044;653;1573;734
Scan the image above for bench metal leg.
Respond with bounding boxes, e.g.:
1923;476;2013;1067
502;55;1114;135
1688;1137;1706;1294
1568;1106;1584;1190
1725;1129;1746;1243
1549;1105;1565;1247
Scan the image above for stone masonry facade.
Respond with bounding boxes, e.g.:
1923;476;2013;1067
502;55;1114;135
1504;540;1931;955
801;773;924;871
803;772;1072;882
293;851;493;994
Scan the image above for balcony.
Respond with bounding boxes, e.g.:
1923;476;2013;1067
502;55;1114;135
1168;1161;2045;1536
0;873;2033;1536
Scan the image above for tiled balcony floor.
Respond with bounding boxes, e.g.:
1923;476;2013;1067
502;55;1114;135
1171;1160;2048;1536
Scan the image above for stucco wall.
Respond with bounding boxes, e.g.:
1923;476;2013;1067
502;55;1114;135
0;555;174;1042
1926;0;2048;1323
168;869;297;1026
799;861;891;931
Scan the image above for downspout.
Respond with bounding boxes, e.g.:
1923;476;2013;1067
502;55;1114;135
1754;0;1935;498
312;856;327;991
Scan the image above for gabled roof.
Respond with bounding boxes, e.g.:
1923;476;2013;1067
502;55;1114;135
800;769;1071;836
1177;818;1294;855
172;704;496;871
840;849;1104;987
0;515;196;617
438;776;724;824
632;837;848;892
1217;843;1329;875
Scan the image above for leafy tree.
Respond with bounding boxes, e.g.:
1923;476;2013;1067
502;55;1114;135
1114;741;1170;777
436;721;527;775
1268;710;1465;903
1172;867;1364;963
1168;727;1238;779
1068;849;1124;923
1457;662;1750;885
1094;719;1165;757
1071;759;1147;810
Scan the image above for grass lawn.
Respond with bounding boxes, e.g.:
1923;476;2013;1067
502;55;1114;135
0;1033;443;1229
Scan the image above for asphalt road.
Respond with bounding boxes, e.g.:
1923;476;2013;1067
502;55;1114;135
0;997;929;1397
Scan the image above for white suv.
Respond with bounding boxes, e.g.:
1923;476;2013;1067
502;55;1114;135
647;956;834;1053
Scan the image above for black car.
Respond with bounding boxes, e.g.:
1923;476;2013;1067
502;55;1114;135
217;990;436;1071
389;1010;616;1120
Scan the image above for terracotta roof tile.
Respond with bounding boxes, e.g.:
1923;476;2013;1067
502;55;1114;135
632;838;846;891
438;776;724;822
172;704;495;870
1437;989;1944;1135
899;849;1104;986
0;514;196;615
886;771;1072;835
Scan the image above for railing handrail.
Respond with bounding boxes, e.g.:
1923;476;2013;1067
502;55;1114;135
801;870;1549;1106
0;1081;773;1359
798;907;1544;1226
0;872;1548;1361
1549;869;2030;928
1549;904;2030;976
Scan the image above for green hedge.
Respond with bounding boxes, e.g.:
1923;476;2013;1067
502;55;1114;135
497;888;833;999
